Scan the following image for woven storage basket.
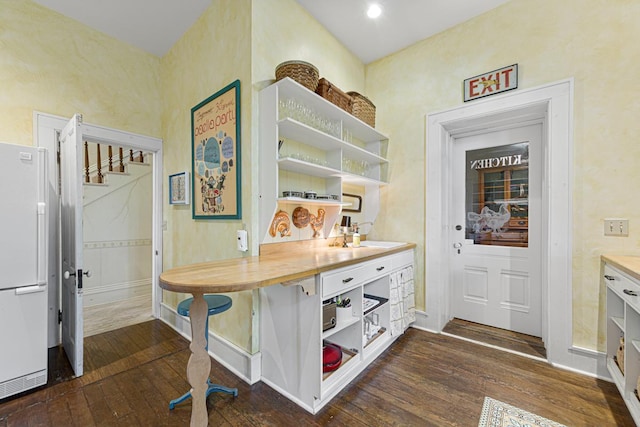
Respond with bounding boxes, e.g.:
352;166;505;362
617;337;625;374
275;60;319;92
348;91;376;127
316;78;353;113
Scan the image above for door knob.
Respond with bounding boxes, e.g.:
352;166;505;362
64;270;91;279
455;225;462;231
453;242;462;254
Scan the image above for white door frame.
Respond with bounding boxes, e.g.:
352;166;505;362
34;112;163;346
425;79;574;368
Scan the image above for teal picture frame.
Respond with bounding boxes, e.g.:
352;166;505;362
191;80;242;219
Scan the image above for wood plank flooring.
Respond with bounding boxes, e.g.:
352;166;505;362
442;318;547;359
0;320;633;426
84;294;153;337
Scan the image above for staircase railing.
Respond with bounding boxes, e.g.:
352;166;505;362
83;142;147;184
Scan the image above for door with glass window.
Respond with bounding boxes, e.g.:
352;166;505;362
451;124;542;336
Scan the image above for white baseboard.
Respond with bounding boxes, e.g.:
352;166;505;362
159;302;261;385
411;310;434;332
83;279;151;306
551;345;610;382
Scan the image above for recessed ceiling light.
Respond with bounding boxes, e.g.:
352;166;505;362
367;4;382;19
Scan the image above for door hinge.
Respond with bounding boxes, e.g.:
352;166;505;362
58;309;62;324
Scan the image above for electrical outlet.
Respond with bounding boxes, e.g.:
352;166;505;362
237;230;248;251
604;218;629;236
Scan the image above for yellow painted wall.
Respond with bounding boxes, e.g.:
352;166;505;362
10;0;628;357
365;0;640;350
0;0;162;144
251;0;365;92
160;0;365;354
160;0;254;352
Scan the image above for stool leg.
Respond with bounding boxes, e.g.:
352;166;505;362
169;306;238;410
169;389;193;410
206;379;238;398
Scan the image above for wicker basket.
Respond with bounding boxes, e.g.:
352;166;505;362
315;78;353;113
348;91;376;128
275;60;319;92
617;337;625;374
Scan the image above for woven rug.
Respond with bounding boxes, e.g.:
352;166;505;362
478;397;567;427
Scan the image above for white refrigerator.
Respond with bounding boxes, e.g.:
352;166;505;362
0;142;48;400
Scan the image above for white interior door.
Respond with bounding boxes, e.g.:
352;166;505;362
59;114;84;376
451;124;542;336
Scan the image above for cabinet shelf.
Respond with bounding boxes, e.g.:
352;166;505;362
633;340;640;354
278;118;388;166
342;171;389;186
612;316;625;332
276;77;389;144
322;345;358;382
363;294;389;316
278;197;350;207
278;157;339;178
322;315;359;340
364;327;387;349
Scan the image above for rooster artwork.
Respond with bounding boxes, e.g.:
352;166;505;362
309;208;325;237
467;204;510;233
286;207;326;238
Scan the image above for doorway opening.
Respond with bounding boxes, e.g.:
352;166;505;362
425;79;574;367
442;318;546;359
444;123;544;356
35;112;163;378
81;141;154;337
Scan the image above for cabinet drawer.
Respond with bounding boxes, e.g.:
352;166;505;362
360;257;393;281
604;264;640;311
322;265;366;298
321;256;393;298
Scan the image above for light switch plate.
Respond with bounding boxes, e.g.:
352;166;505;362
604;218;629;236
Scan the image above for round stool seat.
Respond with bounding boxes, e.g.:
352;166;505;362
176;294;232;317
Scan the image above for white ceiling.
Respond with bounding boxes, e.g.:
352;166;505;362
294;0;512;64
32;0;511;63
32;0;212;57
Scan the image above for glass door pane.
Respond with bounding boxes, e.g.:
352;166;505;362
465;142;529;247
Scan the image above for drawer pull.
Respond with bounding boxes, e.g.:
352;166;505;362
342;277;354;284
518;221;526;225
604;274;615;281
376;266;385;272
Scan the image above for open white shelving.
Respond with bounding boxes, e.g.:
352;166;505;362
259;77;389;244
604;261;640;425
260;249;414;414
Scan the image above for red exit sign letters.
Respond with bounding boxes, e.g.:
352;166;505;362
464;64;518;102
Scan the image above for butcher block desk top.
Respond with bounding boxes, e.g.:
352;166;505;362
159;242;416;293
602;255;640;282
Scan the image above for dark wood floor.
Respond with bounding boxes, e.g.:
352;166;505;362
0;320;633;426
442;318;547;359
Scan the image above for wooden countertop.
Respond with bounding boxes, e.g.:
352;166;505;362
160;242;416;294
602;255;640;282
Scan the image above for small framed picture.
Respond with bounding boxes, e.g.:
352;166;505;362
169;171;190;205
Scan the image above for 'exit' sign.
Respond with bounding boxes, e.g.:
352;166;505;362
464;64;518;102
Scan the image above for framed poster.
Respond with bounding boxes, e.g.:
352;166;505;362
169;171;189;205
191;80;242;219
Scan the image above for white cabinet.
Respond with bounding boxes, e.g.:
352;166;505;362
604;261;640;425
258;78;389;243
260;250;414;414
